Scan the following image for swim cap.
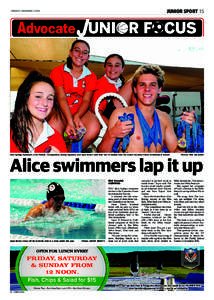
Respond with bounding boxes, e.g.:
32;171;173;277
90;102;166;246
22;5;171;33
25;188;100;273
47;182;64;200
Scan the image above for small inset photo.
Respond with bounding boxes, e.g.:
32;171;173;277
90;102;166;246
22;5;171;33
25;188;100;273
10;179;105;240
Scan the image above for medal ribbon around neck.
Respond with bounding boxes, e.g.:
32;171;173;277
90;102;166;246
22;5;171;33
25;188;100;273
135;103;162;149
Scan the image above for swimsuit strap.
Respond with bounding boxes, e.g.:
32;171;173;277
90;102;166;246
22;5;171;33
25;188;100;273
113;113;135;153
135;103;162;148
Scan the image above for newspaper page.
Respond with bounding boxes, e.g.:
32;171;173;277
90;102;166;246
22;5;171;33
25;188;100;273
6;1;210;297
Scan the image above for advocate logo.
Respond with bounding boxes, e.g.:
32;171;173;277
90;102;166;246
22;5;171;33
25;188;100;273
11;19;79;37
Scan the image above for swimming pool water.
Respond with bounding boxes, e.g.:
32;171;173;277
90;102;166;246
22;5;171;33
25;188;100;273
10;179;105;240
10;179;105;203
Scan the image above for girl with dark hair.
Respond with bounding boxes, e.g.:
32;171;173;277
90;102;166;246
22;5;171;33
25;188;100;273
90;53;125;125
10;71;67;153
49;39;100;150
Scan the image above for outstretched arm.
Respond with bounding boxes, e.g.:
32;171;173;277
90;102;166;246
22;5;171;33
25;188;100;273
164;114;180;152
165;111;196;153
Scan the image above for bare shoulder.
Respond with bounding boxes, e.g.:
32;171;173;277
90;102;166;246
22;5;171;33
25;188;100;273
24;204;45;220
112;105;135;118
108;106;135;127
156;109;172;125
30;204;44;212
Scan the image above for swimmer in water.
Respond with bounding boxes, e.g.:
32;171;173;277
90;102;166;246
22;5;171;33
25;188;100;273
24;182;75;220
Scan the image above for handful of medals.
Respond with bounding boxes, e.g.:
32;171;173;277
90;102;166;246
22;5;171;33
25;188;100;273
177;114;204;153
69;127;87;153
69;127;87;141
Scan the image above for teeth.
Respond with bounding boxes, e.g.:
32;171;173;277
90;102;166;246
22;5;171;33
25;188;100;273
37;108;47;112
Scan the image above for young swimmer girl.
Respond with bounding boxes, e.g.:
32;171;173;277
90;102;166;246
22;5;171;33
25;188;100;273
90;53;125;125
49;39;100;150
10;71;67;153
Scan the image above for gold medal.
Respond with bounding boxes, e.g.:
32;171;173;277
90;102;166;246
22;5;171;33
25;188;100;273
178;138;186;149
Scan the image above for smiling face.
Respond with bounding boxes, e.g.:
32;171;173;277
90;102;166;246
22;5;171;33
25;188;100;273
69;42;90;68
27;82;55;123
105;56;124;81
133;73;162;107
